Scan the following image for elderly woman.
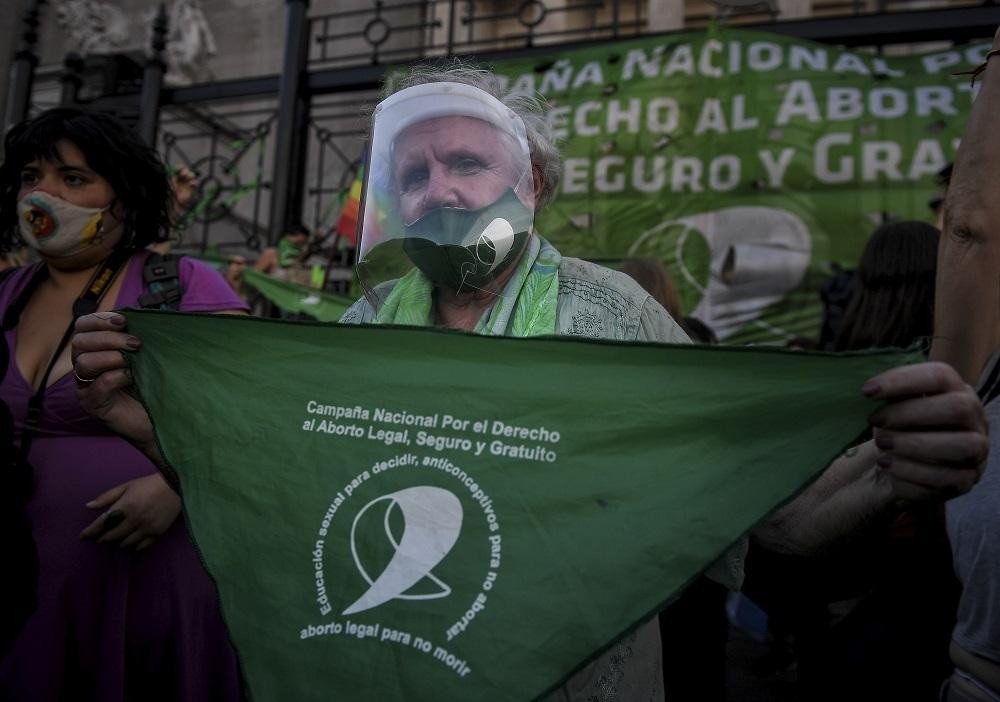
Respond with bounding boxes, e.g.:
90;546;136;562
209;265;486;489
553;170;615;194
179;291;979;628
342;67;689;349
72;65;987;699
0;108;246;700
343;65;699;700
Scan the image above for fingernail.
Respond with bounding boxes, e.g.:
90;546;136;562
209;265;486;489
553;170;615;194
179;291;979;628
875;435;894;451
876;454;892;468
85;500;97;507
125;336;141;350
862;381;882;397
110;315;125;326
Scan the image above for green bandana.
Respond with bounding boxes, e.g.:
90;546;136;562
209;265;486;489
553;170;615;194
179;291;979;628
373;235;560;337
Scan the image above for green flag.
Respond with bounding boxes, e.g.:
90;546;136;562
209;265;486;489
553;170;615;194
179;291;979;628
479;29;987;343
240;268;353;321
188;253;353;322
124;310;919;700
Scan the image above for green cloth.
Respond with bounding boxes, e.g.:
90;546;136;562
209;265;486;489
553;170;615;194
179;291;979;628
189;252;353;322
373;236;560;337
242;268;353;322
123;308;921;701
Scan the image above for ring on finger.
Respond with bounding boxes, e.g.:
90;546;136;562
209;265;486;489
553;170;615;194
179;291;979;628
73;368;95;386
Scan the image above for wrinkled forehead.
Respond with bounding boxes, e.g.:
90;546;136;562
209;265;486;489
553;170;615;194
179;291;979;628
369;82;530;182
391;116;515;166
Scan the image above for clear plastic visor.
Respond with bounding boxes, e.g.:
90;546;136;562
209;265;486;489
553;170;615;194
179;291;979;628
356;82;536;311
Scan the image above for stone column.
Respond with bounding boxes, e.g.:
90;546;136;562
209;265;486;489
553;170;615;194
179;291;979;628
269;0;311;245
4;0;44;132
138;3;168;146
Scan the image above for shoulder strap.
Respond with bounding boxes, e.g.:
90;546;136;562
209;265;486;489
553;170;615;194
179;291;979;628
978;352;1000;406
138;253;184;311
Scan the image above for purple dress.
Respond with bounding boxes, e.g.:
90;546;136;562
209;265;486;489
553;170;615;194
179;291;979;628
0;252;248;701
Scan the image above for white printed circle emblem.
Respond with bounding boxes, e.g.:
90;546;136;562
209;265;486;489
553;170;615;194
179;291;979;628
343;486;463;615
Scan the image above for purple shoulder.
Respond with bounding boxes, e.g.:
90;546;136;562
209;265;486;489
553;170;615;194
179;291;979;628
0;264;42;311
177;256;249;313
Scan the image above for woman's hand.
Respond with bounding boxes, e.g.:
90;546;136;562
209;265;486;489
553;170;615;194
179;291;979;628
865;361;988;504
72;311;158;456
79;473;181;550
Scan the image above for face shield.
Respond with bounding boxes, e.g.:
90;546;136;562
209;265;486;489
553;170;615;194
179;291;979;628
356;82;536;311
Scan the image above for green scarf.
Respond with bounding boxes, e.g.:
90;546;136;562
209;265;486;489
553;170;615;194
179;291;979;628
373;235;560;337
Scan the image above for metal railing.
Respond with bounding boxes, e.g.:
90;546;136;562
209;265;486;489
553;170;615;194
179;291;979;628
308;0;647;69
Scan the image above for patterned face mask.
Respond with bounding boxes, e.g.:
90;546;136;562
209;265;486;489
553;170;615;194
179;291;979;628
17;190;108;258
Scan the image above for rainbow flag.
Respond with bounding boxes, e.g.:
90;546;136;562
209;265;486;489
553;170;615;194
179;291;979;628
335;159;365;246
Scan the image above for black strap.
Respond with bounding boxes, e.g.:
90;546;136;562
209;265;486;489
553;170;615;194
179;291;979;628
978;352;1000;407
11;248;133;470
137;253;183;310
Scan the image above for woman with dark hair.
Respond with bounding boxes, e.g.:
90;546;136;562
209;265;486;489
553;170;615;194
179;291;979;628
833;220;939;351
802;219;953;701
0;108;246;700
619;257;683;323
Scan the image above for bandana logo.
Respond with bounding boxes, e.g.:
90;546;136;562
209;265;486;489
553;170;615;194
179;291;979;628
343;486;463;615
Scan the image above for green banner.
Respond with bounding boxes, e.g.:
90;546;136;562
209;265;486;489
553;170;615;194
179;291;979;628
484;28;987;343
124;310;919;700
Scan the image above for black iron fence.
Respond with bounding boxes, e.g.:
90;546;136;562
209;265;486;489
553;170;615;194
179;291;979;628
308;0;647;69
7;0;1000;275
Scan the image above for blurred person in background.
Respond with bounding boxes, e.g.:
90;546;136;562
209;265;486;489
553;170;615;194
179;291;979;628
223;254;248;302
254;222;313;285
619;257;683;323
149;165;199;255
833;221;938;352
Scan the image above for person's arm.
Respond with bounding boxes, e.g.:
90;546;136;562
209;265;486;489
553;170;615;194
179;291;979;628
73;258;248;470
72;312;164;465
755;362;987;556
756;441;888;555
930;27;1000;382
253;247;279;275
73;305;243;475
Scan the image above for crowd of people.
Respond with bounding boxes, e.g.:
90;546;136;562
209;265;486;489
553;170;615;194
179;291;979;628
0;24;998;702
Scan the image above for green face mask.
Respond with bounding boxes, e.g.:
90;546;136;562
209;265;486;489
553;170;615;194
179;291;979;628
402;189;533;293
